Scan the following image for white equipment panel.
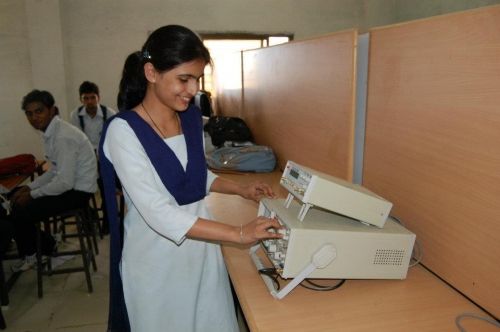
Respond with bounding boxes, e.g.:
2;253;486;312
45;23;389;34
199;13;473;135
251;198;415;299
280;160;393;227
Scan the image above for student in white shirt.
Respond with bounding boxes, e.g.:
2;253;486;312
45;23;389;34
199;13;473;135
70;81;116;234
9;89;97;272
69;81;116;150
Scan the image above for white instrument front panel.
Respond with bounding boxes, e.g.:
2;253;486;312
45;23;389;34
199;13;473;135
258;198;415;279
280;160;393;227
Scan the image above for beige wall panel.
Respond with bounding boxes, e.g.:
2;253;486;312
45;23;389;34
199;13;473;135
213;50;243;117
242;30;357;180
364;6;500;316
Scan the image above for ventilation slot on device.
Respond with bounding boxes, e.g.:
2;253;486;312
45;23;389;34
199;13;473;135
373;249;405;266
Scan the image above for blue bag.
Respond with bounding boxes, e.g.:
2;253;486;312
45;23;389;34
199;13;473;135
206;145;276;172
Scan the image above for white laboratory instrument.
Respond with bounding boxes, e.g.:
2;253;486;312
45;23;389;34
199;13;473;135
251;198;415;299
280;160;392;227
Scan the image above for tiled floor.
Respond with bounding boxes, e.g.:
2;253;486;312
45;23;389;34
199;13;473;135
2;235;249;332
1;235;110;332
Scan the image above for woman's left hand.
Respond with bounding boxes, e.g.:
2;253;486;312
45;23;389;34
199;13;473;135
240;181;276;202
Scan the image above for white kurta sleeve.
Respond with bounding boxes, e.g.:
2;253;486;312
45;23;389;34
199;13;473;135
206;169;217;192
103;119;199;244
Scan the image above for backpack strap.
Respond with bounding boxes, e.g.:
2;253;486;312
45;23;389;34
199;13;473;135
77;105;85;130
101;105;108;121
78;105;108;131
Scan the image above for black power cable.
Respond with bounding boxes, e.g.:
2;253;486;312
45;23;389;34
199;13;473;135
259;268;346;292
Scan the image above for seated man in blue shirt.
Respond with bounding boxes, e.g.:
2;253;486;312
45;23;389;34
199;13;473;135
9;89;97;272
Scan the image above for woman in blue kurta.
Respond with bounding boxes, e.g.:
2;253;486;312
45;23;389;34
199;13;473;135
99;25;282;332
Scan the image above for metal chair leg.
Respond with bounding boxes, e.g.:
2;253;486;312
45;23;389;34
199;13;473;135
35;223;44;298
74;212;93;293
36;208;95;298
0;307;5;330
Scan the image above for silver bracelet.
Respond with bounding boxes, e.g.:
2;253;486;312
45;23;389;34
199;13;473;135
239;224;243;243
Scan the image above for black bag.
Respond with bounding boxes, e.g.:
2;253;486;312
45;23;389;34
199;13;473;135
204;116;253;147
194;91;213;117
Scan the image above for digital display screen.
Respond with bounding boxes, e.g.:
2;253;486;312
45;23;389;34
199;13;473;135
290;169;299;179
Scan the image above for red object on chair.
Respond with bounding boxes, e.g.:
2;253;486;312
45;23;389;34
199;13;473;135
0;154;37;177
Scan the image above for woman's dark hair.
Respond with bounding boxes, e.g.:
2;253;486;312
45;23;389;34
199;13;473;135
117;51;143;111
117;25;211;110
21;89;55;111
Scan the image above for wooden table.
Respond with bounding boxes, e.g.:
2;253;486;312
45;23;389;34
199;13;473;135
0;159;46;194
207;172;498;332
0;172;30;327
0;165;44;329
0;174;30;193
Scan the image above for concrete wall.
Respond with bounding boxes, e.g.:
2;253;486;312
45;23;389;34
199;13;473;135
58;0;363;117
1;0;499;158
0;1;41;157
393;0;500;22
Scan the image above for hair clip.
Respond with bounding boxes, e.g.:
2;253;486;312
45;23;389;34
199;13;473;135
142;50;152;60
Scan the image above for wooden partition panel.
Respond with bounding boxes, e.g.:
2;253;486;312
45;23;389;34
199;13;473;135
242;30;357;180
364;6;500;316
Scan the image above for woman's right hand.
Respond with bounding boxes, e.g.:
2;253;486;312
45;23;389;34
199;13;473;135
239;216;283;245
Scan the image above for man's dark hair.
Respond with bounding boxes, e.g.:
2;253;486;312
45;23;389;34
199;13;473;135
21;89;55;111
79;81;100;96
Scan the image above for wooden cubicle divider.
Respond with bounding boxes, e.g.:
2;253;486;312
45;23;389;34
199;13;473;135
239;30;358;181
363;5;500;317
